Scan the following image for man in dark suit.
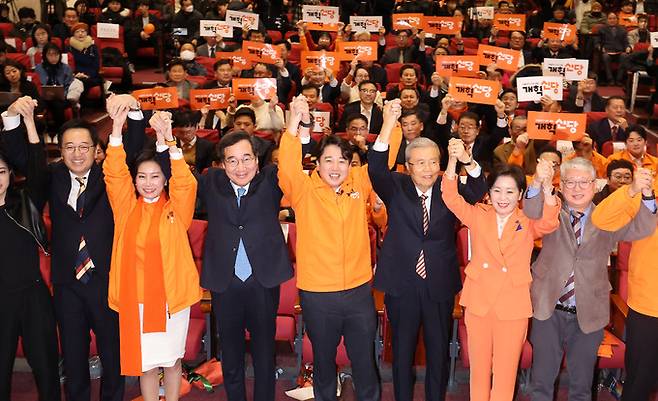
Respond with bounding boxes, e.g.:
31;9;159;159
368;99;488;401
586;96;627;151
125;0;161;61
532;37;575;64
274;41;302;102
523;158;657;401
197;132;293;401
379;29;426;66
562;73;606;113
337;81;383;134
489;30;533;67
0;94;155;401
172;109;214;172
299;65;341;104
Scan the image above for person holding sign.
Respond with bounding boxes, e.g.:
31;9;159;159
301;65;340;104
380;29;426;66
525;158;657;401
368;100;488;401
442;142;560;401
278;95;400;401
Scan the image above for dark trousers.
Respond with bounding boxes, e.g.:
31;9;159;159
0;281;61;401
621;308;658;401
529;311;604;401
211;276;279;401
300;283;380;401
385;277;453;401
53;275;124;401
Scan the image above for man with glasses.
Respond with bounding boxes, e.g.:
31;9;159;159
524;157;657;401
494;115;539;175
197;131;293;401
593;159;634;204
337;80;383;134
368;99;487;401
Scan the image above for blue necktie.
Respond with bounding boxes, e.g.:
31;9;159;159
234;187;252;281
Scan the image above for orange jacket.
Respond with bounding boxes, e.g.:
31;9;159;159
442;176;561;320
104;144;202;314
566;151;608;178
606;150;658;173
277;130;399;292
591;183;658;317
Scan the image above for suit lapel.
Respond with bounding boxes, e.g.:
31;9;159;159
403;178;424;236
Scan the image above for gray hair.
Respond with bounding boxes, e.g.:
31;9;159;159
560;157;596;179
405;137;440;162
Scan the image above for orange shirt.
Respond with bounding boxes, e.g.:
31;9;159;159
606;150;658;174
566;151;608;178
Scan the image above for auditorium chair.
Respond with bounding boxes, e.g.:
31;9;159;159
384;62;423;85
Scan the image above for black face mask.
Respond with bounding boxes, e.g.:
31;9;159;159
590;11;601;17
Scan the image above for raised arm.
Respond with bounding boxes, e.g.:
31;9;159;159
522;158;558;219
367;99;402;204
441;138;482;227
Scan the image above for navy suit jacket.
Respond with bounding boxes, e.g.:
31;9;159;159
368;147;488;302
587;118;626;151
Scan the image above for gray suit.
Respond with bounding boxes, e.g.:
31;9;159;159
524;191;656;401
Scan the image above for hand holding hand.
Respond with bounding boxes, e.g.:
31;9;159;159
630;167;653;197
448;137;470;163
383;98;402;124
7;96;37;121
441;94;454;112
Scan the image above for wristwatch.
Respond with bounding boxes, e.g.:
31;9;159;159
299;120;313;128
165;139;177;147
642;191;655;201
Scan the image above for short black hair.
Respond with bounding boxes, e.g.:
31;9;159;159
399;64;417;77
234;107;256;124
538;144;562;162
31;24;52;48
136;0;150;6
400;108;425;123
357;80;376;91
275;40;291;51
173;109;201;127
399;87;419;98
18;7;36;19
487;164;527;193
217;131;257;162
316;135;353;162
606;159;634;177
345;113;368;127
623;124;647;141
214;59;232;71
499;88;517;99
300;83;320;96
64;6;79;15
246;29;265;39
57;119;100;147
167;58;187;72
458;111;480;126
606;95;625;107
3;59;28;82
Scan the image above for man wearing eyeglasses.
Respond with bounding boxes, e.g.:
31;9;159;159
337;80;383;134
196;131;293;401
523;157;657;401
368;99;487;401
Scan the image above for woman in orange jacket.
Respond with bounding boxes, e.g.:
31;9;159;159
442;138;561;401
103;97;201;401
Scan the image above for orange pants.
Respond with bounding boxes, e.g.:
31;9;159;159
465;309;528;401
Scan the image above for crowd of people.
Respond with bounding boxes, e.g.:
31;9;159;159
2;1;658;401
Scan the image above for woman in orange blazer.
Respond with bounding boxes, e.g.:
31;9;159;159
103;99;201;401
442;138;560;401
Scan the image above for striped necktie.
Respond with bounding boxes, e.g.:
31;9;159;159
559;210;584;306
74;177;94;283
415;194;429;279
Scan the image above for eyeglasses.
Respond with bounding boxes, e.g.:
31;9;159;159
458;125;477;131
224;155;256;169
562;179;594;189
407;159;440;169
62;144;92;154
359;89;377;94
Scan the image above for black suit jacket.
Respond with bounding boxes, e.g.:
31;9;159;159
532;47;574;64
562;87;606;113
336;101;383;134
587;118;626;151
197;165;293;293
189;137;214;172
368;147;488;302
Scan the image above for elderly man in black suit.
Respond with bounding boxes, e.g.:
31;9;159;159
586;96;627;151
197;131;293;401
379;29;427;66
368;99;488;401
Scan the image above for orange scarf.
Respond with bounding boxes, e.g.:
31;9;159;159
118;196;167;376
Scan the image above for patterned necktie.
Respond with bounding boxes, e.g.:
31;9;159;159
234;187;252;281
559;210;584;306
74;177;94;283
209;46;215;58
611;125;619;141
415;194;429;279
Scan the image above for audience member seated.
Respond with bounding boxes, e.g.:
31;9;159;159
172;0;203;46
494;115;539;175
466;16;493;42
300;65;339;104
297;21;344;51
607;125;658;172
36;43;83;138
379;29;426;65
532;37;576;64
566;133;608;178
165;58;196;101
337;80;383;134
341;60;383;106
179;42;207;76
203;59;232;89
274;41;302;98
0;4;10;23
587;96;627;150
563;73;605;112
592;158;634;204
500;89;520;120
75;0;97;26
596;12;631;85
197;33;225;57
26;24;54;69
68;22;102;97
343;113;370;154
125;0;162;62
622;14;653;75
490;30;533;67
98;0;129;25
580;1;606;34
53;7;80;42
228;107;275;166
386;64;430;104
173;109;215;172
233;95;285;133
10;7;39;41
0;59;41;104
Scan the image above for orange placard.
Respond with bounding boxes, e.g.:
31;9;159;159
132;87;179;110
242;41;281;65
448;76;501;105
301;51;341;73
618;13;638;26
392;13;423;30
215;51;252;70
527;111;587;141
189;88;231;110
232;78;277;100
335;41;378;61
493;14;526;31
542;22;577;43
477;44;521;71
306;22;341;31
422;16;462;35
435;55;480;77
